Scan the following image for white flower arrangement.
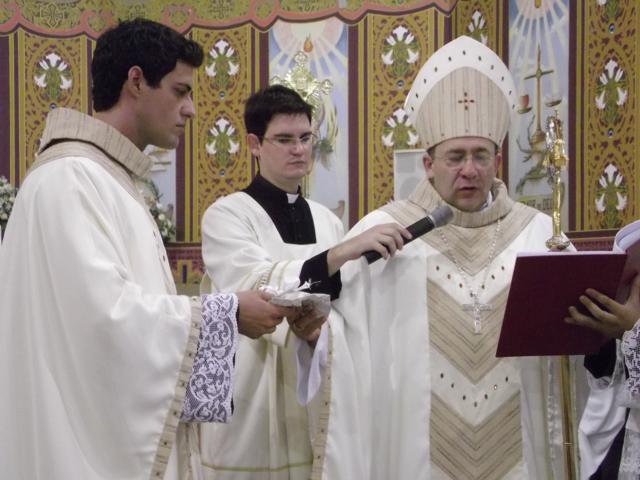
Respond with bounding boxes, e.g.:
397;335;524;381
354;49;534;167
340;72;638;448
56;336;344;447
136;177;175;245
149;200;176;244
0;176;17;234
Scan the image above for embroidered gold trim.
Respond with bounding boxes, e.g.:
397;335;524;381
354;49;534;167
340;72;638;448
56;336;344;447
202;460;313;473
384;182;538;276
310;322;334;480
150;300;202;479
431;393;522;480
428;280;508;383
38;108;152;177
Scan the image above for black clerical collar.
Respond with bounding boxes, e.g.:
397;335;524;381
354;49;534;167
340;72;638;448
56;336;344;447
243;174;316;244
244;174;300;203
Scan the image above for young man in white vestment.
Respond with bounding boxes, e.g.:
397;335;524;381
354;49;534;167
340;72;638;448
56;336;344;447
325;36;563;479
0;19;299;480
199;85;409;479
567;274;640;479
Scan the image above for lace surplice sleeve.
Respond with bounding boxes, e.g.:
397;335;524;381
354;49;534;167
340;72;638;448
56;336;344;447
181;293;239;423
619;319;640;479
621;319;640;405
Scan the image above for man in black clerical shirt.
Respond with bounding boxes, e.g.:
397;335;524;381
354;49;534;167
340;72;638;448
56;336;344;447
197;85;409;479
237;85;410;311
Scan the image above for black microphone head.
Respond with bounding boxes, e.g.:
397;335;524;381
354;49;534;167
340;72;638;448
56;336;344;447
430;205;454;227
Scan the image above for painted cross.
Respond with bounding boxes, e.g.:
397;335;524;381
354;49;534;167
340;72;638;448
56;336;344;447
458;91;475;111
463;293;492;334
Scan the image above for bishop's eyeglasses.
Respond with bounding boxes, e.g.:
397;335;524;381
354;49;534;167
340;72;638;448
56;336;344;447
436;150;495;169
260;133;316;149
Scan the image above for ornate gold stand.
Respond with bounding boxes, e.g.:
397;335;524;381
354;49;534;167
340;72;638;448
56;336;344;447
544;111;570;251
544;110;578;480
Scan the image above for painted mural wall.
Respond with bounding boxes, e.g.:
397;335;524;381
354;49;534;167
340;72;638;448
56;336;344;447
0;0;638;287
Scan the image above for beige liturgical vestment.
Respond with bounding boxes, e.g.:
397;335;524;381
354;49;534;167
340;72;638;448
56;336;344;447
327;178;561;479
0;108;236;480
199;190;344;479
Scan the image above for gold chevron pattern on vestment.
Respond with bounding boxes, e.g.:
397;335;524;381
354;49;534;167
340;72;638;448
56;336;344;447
425;203;539;276
430;393;522;480
383;185;538;276
428;280;508;383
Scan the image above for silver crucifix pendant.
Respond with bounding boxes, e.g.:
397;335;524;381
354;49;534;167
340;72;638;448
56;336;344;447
463;293;492;335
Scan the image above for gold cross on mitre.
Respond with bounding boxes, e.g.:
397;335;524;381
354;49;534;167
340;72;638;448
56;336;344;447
458;91;476;111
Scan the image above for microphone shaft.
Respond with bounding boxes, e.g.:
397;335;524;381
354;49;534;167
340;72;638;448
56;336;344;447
363;216;436;264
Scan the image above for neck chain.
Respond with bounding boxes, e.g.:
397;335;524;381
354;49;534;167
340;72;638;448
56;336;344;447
437;218;502;335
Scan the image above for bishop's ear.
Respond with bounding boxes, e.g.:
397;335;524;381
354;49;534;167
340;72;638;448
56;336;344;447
494;150;503;171
422;151;435;179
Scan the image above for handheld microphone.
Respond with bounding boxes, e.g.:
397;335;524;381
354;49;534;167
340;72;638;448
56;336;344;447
363;204;454;264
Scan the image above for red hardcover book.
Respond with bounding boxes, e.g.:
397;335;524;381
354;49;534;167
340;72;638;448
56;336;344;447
496;251;627;357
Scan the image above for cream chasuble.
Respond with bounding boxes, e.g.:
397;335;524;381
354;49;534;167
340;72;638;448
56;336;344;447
330;177;560;480
0;108;233;480
199;191;343;479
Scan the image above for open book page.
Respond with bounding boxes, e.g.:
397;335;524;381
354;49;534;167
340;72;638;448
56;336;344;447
614;219;640;252
517;250;611;257
614;219;640;302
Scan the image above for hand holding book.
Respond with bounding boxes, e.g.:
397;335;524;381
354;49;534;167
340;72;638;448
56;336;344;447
497;219;640;357
565;273;640;339
497;251;624;357
564;219;640;339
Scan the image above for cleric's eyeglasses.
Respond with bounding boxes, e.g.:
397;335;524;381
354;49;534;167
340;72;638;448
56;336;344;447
260;133;316;149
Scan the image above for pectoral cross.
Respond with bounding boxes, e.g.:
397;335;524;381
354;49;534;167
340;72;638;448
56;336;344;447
463;293;492;335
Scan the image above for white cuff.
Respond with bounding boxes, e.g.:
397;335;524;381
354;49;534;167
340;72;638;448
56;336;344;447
294;323;329;405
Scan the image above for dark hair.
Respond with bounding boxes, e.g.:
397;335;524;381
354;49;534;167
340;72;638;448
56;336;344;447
244;85;313;139
91;18;204;111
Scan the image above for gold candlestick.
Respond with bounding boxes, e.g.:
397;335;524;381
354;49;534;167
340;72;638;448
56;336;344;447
543;110;578;480
544;111;570;251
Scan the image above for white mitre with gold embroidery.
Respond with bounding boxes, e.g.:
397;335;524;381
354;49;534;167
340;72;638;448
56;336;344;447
404;35;517;150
